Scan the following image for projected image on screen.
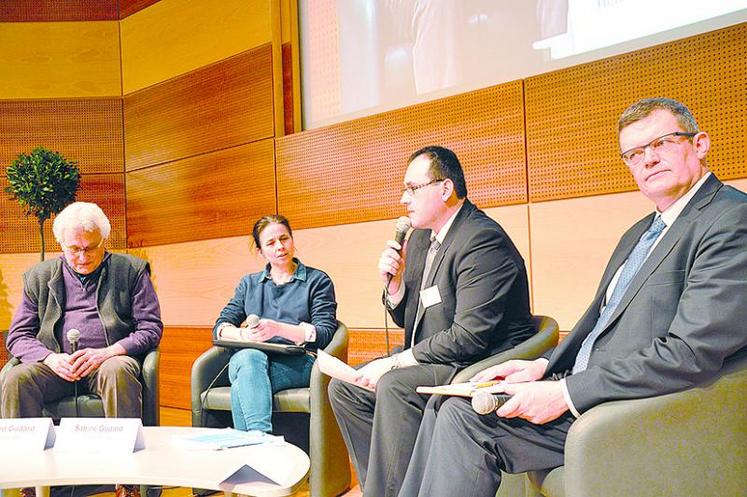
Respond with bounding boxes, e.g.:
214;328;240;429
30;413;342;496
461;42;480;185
299;0;747;129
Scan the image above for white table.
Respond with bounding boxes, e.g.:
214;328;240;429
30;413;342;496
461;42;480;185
0;426;310;497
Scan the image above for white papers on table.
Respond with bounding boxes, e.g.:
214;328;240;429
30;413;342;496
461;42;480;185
172;428;283;451
317;350;374;392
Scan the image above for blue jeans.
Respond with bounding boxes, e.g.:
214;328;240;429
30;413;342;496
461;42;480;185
228;348;315;432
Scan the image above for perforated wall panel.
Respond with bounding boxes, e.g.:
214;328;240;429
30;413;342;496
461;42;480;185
1;173;126;254
124;44;275;171
0;99;124;175
525;23;747;202
0;0;118;22
276;81;526;229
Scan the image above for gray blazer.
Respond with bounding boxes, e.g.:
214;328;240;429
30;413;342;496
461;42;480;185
390;199;535;367
547;175;747;413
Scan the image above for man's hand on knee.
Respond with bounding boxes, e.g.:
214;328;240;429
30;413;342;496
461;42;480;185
42;353;78;382
70;344;124;378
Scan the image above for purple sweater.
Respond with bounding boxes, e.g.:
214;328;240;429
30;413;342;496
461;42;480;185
8;254;162;363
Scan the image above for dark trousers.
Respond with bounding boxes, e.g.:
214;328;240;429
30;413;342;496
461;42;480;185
328;362;455;497
1;356;142;418
398;396;574;497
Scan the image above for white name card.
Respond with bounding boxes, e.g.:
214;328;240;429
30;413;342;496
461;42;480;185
0;417;55;451
55;418;145;453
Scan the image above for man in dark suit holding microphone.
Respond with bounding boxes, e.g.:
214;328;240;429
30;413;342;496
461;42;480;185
328;146;535;497
397;98;747;497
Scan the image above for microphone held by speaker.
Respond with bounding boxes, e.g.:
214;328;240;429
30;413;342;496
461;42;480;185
66;328;81;354
471;390;512;415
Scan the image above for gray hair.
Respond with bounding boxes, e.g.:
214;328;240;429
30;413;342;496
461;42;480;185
618;97;699;134
53;202;111;244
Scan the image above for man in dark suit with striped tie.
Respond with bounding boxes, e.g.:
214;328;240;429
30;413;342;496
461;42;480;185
397;98;747;497
328;145;535;497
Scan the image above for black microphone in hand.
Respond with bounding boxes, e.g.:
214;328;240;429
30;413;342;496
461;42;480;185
66;328;81;354
471;390;512;415
386;216;411;285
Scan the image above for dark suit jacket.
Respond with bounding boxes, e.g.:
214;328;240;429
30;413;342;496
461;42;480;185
389;199;534;367
546;175;747;413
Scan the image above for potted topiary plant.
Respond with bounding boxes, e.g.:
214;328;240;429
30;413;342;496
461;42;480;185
5;146;81;261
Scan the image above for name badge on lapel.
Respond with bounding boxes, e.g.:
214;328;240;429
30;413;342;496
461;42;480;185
420;285;442;308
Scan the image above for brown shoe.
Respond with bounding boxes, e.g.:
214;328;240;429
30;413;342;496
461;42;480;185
115;485;141;497
20;489;36;497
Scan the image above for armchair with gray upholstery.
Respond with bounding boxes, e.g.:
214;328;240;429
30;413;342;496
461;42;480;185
191;320;351;497
0;331;160;425
450;315;560;497
523;350;747;497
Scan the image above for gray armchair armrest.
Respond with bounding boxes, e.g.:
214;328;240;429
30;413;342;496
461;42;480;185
557;352;747;497
190;346;233;426
452;315;559;384
141;347;160;426
309;321;351;497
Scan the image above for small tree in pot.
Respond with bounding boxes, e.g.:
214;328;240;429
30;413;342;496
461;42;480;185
5;147;81;261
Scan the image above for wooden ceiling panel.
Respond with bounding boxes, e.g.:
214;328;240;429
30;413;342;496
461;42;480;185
124;45;275;171
0;99;124;175
126;140;277;247
276;81;526;229
525;23;747;202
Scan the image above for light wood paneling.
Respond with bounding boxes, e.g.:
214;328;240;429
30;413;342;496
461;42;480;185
159;326;213;409
125;140;277;247
0;99;124;175
123;45;274;171
0;252;45;330
119;0;161;19
120;0;272;94
128;236;265;326
529;191;652;331
0;1;118;22
525;22;747;203
1;174;126;254
0;22;121;99
276;81;526;229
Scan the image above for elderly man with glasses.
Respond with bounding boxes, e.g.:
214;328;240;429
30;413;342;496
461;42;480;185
1;201;162;497
329;145;535;497
396;98;747;497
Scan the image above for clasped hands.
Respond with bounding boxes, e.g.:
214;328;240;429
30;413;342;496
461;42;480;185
469;359;570;425
43;347;114;382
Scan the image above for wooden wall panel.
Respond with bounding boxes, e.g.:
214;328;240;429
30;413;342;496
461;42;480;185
1;174;126;254
525;23;747;203
0;99;124;174
119;0;162;19
123;45;274;171
348;328;404;367
128;236;265;326
0;253;42;330
159;326;213;409
120;0;272;94
126;140;277;247
0;1;118;22
276;81;526;229
0;22;121;99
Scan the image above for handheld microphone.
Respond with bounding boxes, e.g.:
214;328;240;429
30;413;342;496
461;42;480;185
66;328;81;417
245;314;260;328
386;216;411;286
471;390;512;415
66;328;81;354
